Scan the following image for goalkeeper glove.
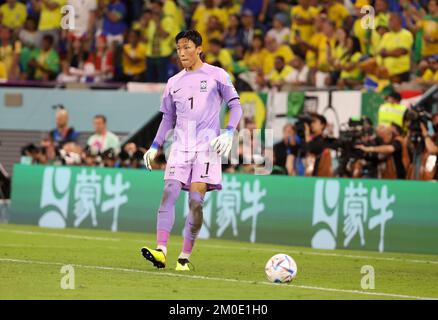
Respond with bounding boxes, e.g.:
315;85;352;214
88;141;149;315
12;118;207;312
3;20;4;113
143;143;158;171
210;128;234;157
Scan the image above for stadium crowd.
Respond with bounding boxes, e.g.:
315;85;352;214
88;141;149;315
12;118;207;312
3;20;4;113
0;0;436;91
14;0;438;180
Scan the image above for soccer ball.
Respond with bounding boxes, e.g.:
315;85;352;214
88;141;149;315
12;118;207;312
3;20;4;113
265;254;297;283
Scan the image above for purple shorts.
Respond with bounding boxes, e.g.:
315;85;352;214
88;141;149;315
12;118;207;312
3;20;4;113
164;148;222;192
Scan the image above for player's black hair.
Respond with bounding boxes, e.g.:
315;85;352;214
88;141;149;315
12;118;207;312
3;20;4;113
175;30;202;47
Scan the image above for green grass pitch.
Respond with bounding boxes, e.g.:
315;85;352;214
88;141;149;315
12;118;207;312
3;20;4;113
1;224;437;300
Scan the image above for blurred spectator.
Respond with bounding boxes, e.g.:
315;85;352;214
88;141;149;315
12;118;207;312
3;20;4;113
243;34;267;72
122;29;147;82
406;0;438;60
265;55;294;90
67;35;89;70
87;114;120;154
378;13;414;84
337;36;364;88
163;0;185;31
241;0;269;24
263;34;294;76
28;34;60;80
415;55;438;85
0;0;28;30
49;107;79;149
102;0;127;45
374;0;390;30
39;134;59;164
82;146;98;166
144;0;177;83
84;34;114;82
303;113;336;177
205;38;234;74
266;12;290;45
295;11;327;85
290;0;319;45
315;20;336;87
118;142;144;168
240;9;263;49
352;0;371;55
287;54;309;86
204;14;224;51
222;0;241;17
101;148;117;167
18;17;38;48
68;0;97;40
221;14;243;52
0;27;20;80
33;0;66;47
192;0;227;44
321;0;349;28
274;123;299;175
56;59;79;83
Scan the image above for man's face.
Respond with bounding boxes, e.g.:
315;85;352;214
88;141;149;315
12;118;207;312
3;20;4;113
150;3;161;15
274;57;285;71
56;111;68;128
176;38;201;69
311;118;324;135
429;0;438;15
93;118;106;134
264;36;277;51
7;0;16;6
241;14;253;27
389;14;401;31
283;124;294;140
375;0;387;12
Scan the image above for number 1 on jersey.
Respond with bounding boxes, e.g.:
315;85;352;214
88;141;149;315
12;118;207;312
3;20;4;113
189;97;193;110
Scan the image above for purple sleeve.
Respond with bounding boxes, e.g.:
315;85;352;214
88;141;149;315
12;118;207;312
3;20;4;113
152;84;176;148
217;69;242;131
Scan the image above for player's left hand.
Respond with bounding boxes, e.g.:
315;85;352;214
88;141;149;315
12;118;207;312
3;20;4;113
210;129;234;156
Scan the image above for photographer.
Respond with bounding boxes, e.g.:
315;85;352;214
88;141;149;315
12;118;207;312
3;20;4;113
337;116;380;178
302;114;337;177
356;124;408;179
273;123;299;175
419;113;438;180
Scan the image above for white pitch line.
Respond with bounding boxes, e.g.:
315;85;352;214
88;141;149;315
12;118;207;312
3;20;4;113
0;228;120;242
0;258;437;300
201;244;438;265
2;227;438;266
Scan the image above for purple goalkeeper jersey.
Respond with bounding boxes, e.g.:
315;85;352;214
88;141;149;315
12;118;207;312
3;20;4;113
154;63;241;152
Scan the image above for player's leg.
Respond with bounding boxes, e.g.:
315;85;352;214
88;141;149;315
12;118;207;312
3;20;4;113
141;179;182;268
176;182;207;271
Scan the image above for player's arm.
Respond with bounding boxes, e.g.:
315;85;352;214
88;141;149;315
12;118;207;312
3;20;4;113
210;69;243;156
144;83;176;170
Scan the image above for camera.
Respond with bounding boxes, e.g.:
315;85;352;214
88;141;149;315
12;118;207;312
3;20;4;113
405;105;432;149
337;116;378;178
295;113;314;141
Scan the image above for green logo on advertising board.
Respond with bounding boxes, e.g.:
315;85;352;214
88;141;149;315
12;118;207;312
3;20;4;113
39;167;130;232
311;180;395;252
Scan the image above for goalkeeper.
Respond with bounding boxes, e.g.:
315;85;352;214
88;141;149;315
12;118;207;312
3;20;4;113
141;30;242;271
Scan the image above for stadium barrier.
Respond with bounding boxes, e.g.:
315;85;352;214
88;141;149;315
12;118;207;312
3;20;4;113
9;164;438;255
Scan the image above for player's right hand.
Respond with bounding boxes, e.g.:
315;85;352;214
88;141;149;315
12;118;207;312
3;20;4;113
143;146;158;171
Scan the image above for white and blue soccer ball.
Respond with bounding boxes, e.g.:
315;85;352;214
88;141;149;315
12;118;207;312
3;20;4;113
265;254;298;283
